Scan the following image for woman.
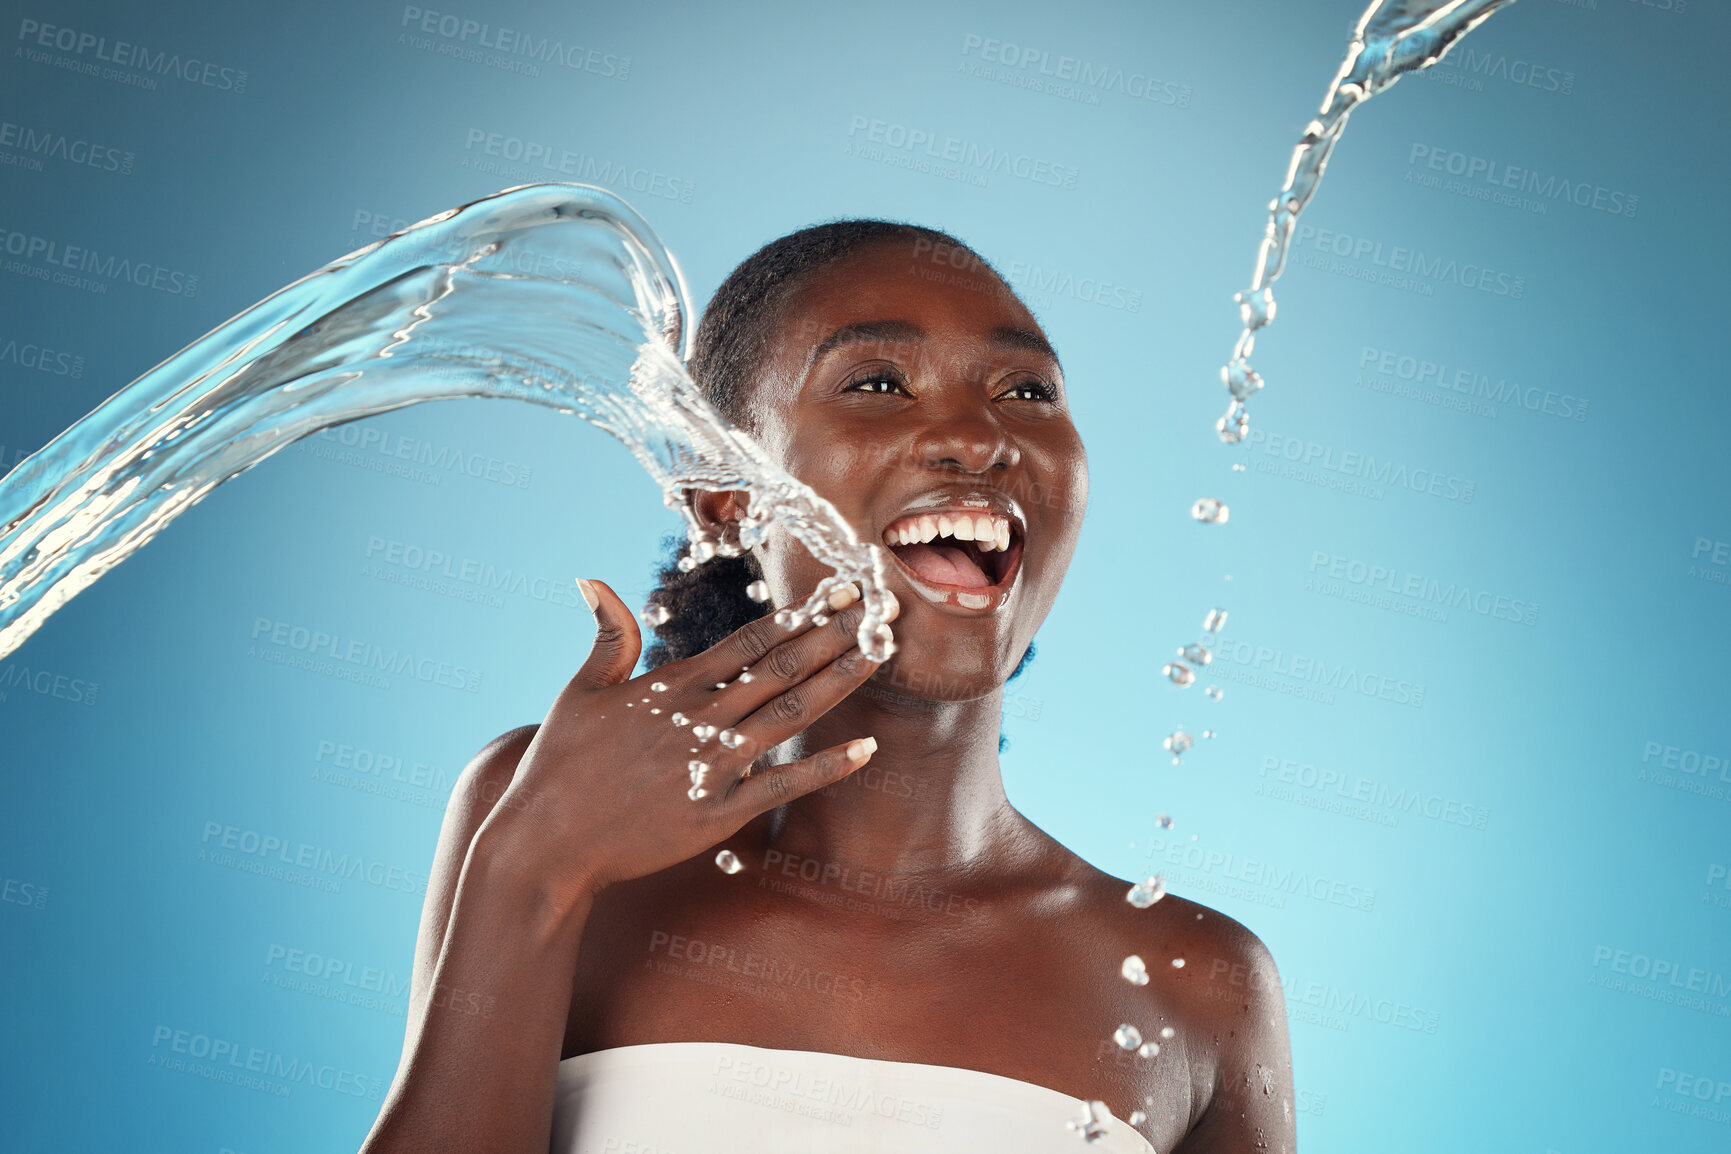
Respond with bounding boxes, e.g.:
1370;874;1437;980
360;221;1294;1153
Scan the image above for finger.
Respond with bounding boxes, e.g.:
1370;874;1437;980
724;736;876;815
719;644;884;765
570;579;643;690
690;582;898;685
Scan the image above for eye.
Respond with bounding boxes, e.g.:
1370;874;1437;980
997;379;1056;402
844;369;912;397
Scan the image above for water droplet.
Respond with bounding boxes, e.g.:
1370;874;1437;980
692;724;717;742
1066;1100;1109;1142
640;604;671;627
687;784;708;800
1191;497;1230;524
1217;402;1249;444
1121;955;1150;985
1113;1024;1143;1051
649;708;662;715
1205;686;1225;701
1221;359;1265;402
1160;1027;1176;1040
1163;663;1195;688
1231;462;1246;472
773;608;796;629
671;712;690;726
1164;731;1193;761
693;539;718;563
650;681;669;692
688;760;708;777
1180;643;1212;666
715;849;743;874
1129;1110;1147;1127
1138;1042;1160;1059
719;729;746;749
1157;814;1173;830
745;580;771;602
714;681;729;690
675;556;697;572
811;612;830;627
1201;729;1215;739
1127;876;1167;908
1203;608;1228;632
738;670;754;683
1171;957;1186;969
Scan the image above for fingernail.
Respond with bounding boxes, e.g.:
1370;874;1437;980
576;578;599;611
828;581;861;610
846;736;877;763
882;590;900;622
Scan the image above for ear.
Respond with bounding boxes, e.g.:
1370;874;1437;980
690;489;750;547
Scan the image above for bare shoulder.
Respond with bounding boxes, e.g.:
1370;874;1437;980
1067;858;1295;1152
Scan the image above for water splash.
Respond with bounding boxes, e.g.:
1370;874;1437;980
0;183;895;663
1217;0;1519;442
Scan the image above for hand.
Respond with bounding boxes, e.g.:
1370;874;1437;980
486;577;898;901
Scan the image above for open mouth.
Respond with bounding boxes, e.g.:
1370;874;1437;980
880;509;1023;610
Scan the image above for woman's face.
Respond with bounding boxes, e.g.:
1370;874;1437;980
726;238;1089;702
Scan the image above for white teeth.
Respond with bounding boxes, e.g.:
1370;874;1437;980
957;592;991;610
885;513;1015;552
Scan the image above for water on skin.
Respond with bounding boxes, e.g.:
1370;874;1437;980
0;183;895;663
0;4;1519;1140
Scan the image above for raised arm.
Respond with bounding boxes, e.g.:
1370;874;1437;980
359;578;894;1154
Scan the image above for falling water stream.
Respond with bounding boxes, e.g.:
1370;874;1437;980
0;0;1518;1145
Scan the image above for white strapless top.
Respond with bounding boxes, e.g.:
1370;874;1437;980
550;1041;1153;1154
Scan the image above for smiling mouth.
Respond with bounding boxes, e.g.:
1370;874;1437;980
880;509;1023;610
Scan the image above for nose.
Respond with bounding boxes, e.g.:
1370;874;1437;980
911;400;1021;475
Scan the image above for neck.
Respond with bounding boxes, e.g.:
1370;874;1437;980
750;680;1024;882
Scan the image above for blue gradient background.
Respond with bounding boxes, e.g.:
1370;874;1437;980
2;1;1727;1151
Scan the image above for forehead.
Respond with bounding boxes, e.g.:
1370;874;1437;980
772;239;1049;365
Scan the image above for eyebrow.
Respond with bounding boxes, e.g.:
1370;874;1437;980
806;320;1061;366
